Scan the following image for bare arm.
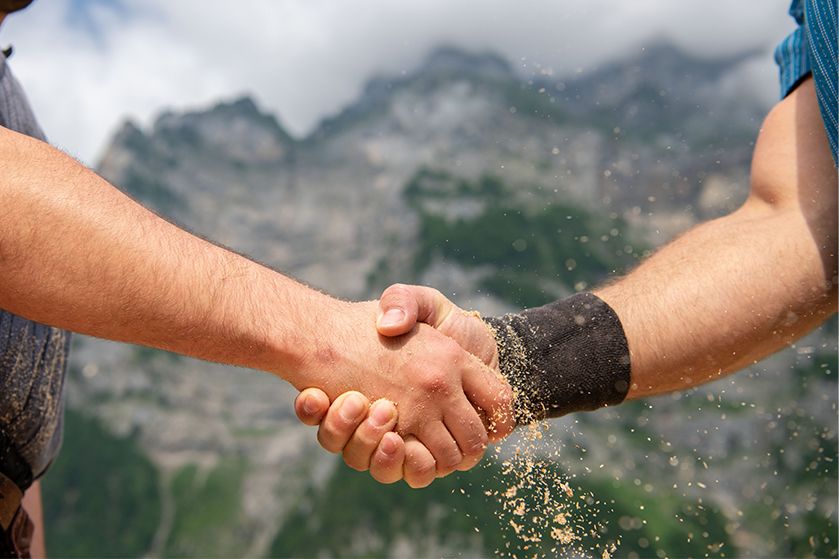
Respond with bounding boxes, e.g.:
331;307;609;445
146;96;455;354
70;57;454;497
595;77;838;398
0;126;513;477
293;81;837;479
1;126;306;372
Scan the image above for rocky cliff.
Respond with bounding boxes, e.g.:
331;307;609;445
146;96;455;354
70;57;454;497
95;43;761;302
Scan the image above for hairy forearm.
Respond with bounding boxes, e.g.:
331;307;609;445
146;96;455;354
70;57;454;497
595;206;835;397
595;78;838;399
0;126;324;380
0;127;512;469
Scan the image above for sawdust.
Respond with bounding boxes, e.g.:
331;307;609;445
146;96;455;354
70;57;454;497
485;423;618;559
479;313;618;559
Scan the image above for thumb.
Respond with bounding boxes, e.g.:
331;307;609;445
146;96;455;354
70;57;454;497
294;388;331;426
376;283;454;337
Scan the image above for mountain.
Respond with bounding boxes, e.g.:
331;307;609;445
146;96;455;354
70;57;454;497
40;43;836;558
95;43;761;303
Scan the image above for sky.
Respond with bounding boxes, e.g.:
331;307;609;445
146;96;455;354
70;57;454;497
0;0;798;166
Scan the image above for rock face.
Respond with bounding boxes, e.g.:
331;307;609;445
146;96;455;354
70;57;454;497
55;43;835;559
96;43;762;302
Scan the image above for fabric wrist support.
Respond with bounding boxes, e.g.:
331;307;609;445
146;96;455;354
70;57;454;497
483;292;631;424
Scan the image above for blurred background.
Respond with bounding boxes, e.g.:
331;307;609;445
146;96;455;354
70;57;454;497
1;1;835;557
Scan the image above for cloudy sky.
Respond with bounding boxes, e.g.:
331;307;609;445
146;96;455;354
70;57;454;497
0;0;797;166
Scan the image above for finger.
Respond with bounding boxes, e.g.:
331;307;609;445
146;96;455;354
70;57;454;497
369;432;406;484
343;399;398;471
378;285;501;369
377;284;421;337
377;284;455;337
402;436;437;489
438;311;499;369
440;398;488;472
294;388;331;426
316;392;370;454
414;421;464;478
456;449;484;472
452;406;488;474
461;363;516;443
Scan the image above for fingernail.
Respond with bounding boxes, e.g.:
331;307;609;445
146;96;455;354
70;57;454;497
340;393;365;421
370;400;394;428
303;394;320;415
378;309;405;328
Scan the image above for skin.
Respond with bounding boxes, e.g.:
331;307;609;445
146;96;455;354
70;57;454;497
299;75;837;484
0;6;512;501
20;480;44;558
296;286;513;485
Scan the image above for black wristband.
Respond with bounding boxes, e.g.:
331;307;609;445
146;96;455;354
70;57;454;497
483;292;631;424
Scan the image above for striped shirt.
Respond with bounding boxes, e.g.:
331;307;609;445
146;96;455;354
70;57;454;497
0;49;70;488
775;0;838;164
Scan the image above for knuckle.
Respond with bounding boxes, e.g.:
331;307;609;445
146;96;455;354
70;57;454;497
405;450;436;482
370;469;399;485
436;447;463;473
457;453;483;472
461;431;488;458
498;382;515;407
353;426;383;449
370;456;402;485
381;283;410;304
407;459;436;485
417;369;448;393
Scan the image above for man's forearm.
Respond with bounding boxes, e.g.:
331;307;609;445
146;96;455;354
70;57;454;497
0;125;329;381
594;204;836;398
0;126;514;473
595;78;838;399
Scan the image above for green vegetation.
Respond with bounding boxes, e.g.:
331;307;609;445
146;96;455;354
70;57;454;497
269;456;734;558
401;168;644;308
500;82;570;124
40;410;161;558
40;410;251;558
163;457;250;558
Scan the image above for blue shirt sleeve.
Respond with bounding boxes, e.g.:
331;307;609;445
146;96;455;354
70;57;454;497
775;0;838;164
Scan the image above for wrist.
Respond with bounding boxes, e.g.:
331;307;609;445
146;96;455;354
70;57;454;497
242;273;371;393
484;292;631;424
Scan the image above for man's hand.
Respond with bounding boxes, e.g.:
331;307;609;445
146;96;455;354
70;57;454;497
290;296;512;486
377;285;501;384
296;390;443;487
295;390;413;485
295;286;515;486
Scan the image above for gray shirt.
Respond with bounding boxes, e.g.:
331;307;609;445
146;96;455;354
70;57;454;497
0;48;70;484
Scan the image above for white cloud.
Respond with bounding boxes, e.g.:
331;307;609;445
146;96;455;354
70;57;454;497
0;0;797;166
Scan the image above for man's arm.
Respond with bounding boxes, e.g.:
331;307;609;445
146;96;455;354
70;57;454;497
596;76;837;398
302;77;837;477
0;125;514;482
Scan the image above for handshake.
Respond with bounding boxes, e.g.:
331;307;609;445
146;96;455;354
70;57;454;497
288;283;631;488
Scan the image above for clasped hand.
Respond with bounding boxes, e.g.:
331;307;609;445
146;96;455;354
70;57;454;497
295;284;515;488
